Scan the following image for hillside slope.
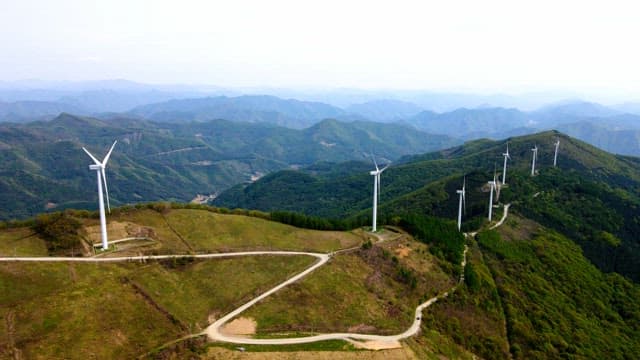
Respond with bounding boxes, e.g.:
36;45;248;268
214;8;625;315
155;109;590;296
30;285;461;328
215;131;640;282
0;114;456;220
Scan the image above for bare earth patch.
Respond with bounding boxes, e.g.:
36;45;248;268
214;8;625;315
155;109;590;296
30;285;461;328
348;324;378;333
350;339;403;350
394;245;411;259
220;317;257;336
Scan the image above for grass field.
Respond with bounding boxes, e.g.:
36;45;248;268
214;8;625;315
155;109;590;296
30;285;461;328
0;262;182;359
243;235;454;335
0;207;363;258
0;227;48;256
0;254;315;359
163;209;362;252
129;255;316;331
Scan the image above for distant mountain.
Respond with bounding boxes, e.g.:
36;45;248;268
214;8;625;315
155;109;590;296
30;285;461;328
405;107;530;137
535;100;620;118
613;102;640;115
345;99;424;122
557;121;640;156
0;113;456;220
129;95;350;128
58;89;205;113
0;100;88;122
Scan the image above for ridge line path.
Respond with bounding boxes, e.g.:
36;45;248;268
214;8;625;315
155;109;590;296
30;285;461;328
490;203;511;230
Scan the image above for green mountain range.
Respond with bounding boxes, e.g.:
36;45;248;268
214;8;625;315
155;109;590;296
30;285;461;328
215;131;640;282
0;113;455;220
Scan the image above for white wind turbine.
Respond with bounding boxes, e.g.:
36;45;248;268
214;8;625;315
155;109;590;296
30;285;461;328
487;172;497;221
83;141;117;250
531;144;538;176
493;163;502;202
553;139;560;167
502;142;511;185
369;154;389;232
456;177;466;231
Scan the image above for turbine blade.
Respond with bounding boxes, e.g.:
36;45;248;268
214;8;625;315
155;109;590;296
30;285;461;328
377;175;381;203
380;164;390;172
102;140;117;166
371;153;379;171
102;168;111;213
82;147;101;165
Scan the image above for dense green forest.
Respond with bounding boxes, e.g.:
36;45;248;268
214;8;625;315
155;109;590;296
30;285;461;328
0;113;455;220
216;130;640;282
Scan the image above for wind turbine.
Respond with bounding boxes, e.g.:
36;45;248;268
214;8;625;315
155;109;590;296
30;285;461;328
531;144;538;176
83;141;117;250
456;177;466;231
493;163;501;202
488;174;497;221
369;154;389;232
553;139;560;167
502;142;511;185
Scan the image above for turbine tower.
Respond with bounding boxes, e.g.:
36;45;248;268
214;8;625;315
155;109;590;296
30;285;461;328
488;174;496;221
553;139;560;167
369;154;389;232
456;177;466;231
531;144;538;176
502;142;511;185
83;141;117;250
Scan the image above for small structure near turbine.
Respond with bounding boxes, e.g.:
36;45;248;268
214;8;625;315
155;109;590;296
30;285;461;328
502;142;511;185
456;177;466;231
83;141;117;250
369;154;389;232
553;139;560;167
487;173;497;221
531;144;538;176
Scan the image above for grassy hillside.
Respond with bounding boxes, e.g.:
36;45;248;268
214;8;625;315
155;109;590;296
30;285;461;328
0;257;314;359
0;207;365;358
243;232;454;335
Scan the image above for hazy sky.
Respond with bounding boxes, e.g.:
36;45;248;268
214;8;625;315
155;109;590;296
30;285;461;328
1;0;639;96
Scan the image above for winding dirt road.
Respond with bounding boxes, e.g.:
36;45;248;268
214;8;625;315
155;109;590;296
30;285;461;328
1;205;511;348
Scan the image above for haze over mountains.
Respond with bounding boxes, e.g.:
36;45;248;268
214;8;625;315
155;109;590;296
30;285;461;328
1;80;639;156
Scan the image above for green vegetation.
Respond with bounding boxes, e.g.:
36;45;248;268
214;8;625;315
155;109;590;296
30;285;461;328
208;339;356;352
398;214;465;266
0;255;315;359
423;243;510;360
129;256;315;330
0;262;183;359
31;212;85;255
162;209;361;252
0;227;47;256
0;113;454;220
244;236;454;335
477;226;640;359
502;167;640;281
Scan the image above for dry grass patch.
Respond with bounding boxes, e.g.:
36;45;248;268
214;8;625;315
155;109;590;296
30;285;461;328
164;209;361;252
0;227;48;256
